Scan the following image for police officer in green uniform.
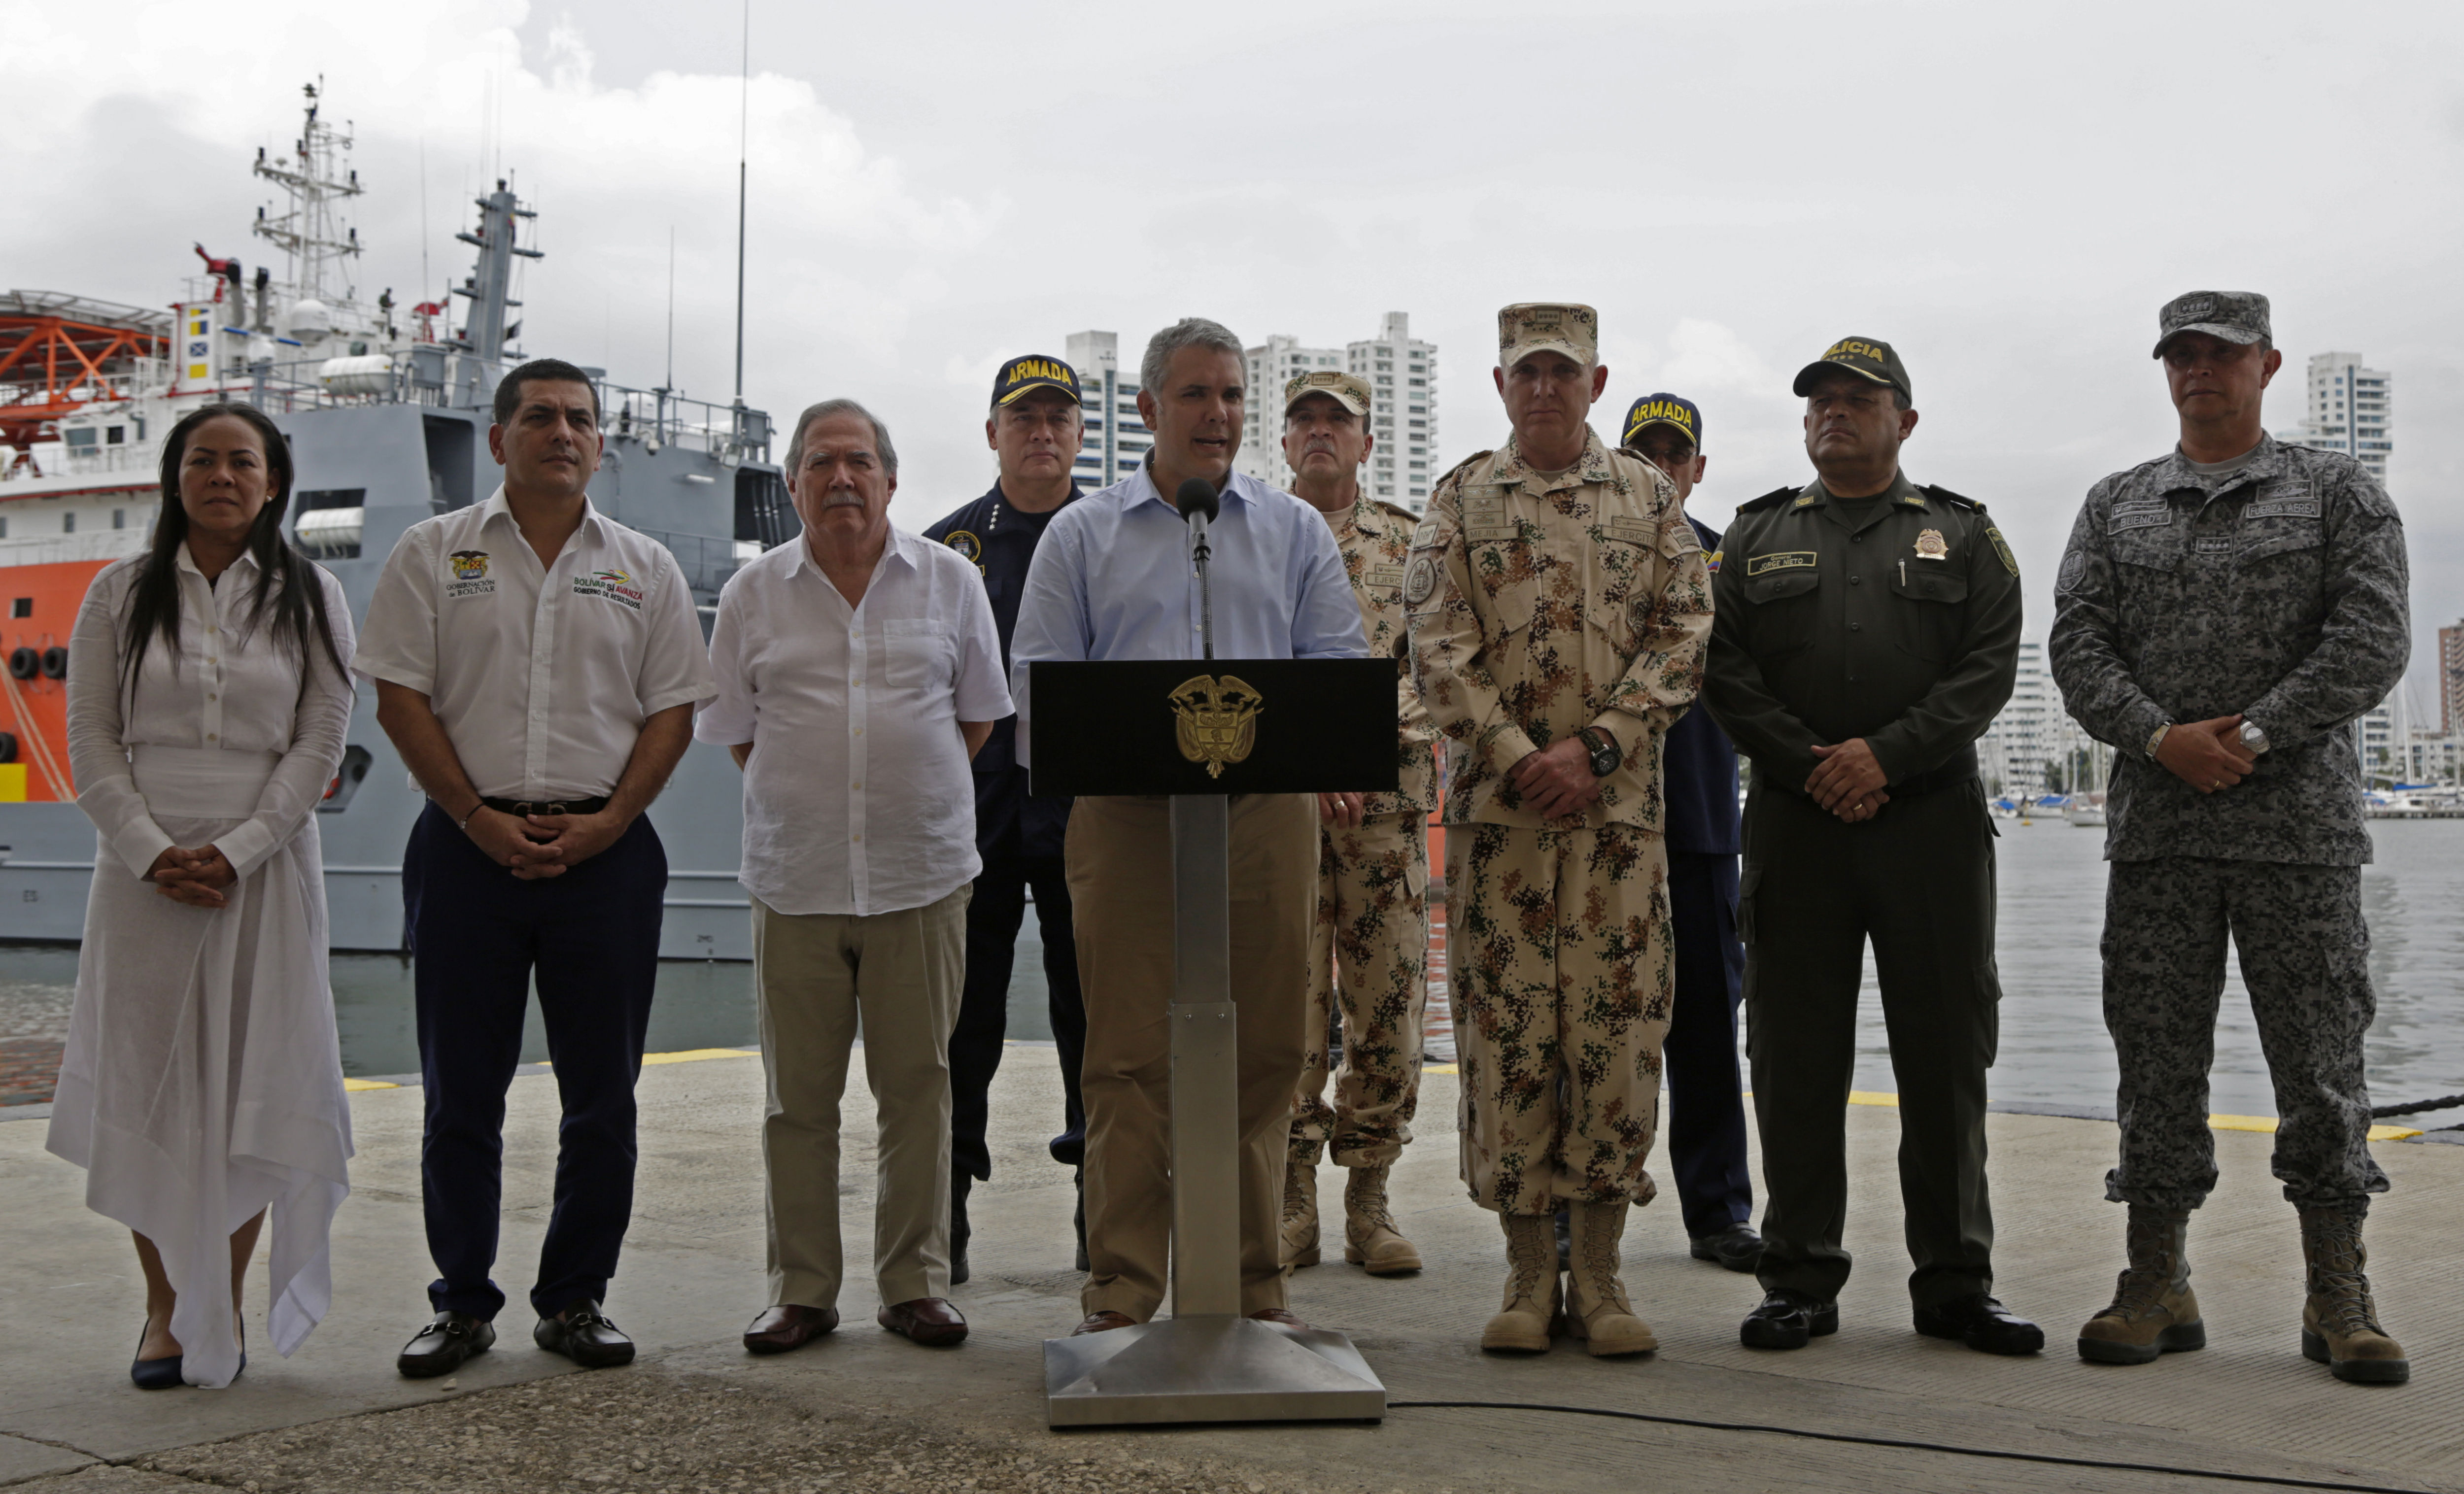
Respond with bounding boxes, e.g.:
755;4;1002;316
1702;338;2038;1356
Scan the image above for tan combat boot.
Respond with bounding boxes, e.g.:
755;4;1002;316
2298;1204;2409;1384
1341;1162;1423;1276
1280;1160;1320;1269
1479;1213;1561;1353
2077;1206;2205;1364
1564;1201;1658;1357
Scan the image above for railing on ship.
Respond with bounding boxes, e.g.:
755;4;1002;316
236;348;775;466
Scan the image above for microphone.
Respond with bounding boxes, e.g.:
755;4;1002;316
1175;478;1220;524
1177;479;1220;661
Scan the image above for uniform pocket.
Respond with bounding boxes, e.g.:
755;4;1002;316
882;617;953;689
1890;564;1970;662
1741;569;1819;657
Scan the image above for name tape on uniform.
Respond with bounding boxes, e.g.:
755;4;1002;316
1746;551;1818;577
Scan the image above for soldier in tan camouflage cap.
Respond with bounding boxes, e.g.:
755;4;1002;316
1275;369;1440;1281
1406;304;1712;1357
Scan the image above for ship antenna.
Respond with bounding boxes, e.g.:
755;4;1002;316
666;226;677;392
732;0;749;407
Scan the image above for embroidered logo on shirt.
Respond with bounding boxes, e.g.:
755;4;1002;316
943;530;985;572
447;550;495;598
572;569;645;611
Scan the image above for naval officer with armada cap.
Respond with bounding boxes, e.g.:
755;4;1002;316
1703;337;2038;1356
924;354;1093;1281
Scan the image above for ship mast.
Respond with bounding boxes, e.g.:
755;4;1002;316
251;79;364;310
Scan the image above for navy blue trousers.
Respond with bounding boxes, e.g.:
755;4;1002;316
404;802;665;1320
950;829;1086;1179
1666;849;1753;1238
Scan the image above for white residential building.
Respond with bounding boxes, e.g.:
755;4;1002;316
1233;313;1441;512
2273;351;2392;483
1979;641;2092;797
1063;330;1148;491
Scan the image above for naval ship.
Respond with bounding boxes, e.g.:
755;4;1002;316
0;84;788;958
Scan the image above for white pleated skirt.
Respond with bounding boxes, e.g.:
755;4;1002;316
46;747;353;1389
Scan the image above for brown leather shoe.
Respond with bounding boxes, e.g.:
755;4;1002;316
1248;1307;1310;1330
743;1304;839;1356
1071;1310;1137;1335
877;1297;968;1347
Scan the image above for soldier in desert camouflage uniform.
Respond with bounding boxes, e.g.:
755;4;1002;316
1274;370;1440;1280
1406;304;1711;1358
2049;291;2412;1385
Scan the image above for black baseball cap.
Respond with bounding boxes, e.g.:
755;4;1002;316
1621;393;1702;451
992;354;1081;408
1792;336;1912;404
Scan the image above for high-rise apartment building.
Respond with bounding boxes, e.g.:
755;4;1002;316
1234;313;1441;512
2441;619;2464;736
1978;641;2089;797
2273;351;2392;482
1063;330;1148;491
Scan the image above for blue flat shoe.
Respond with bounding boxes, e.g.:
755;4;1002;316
130;1321;183;1391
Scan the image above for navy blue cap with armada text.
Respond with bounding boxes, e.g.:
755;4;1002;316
1622;392;1702;450
991;354;1082;407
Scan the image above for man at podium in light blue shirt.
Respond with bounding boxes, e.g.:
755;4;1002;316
1011;317;1367;1336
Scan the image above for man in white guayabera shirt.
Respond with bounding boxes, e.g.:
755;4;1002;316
699;398;1011;1356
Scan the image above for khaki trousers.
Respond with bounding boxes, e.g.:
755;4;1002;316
1448;822;1673;1214
1290;811;1430;1168
752;887;968;1310
1067;793;1315;1321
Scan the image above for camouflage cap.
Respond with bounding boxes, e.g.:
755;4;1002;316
1284;368;1372;418
1498;303;1598;369
2153;290;2271;358
1792;336;1912;404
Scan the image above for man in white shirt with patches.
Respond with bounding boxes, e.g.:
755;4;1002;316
359;358;718;1378
700;399;1010;1355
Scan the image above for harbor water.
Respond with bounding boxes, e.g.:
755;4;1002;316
2;818;2459;1118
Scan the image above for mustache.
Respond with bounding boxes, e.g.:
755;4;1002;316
820;487;866;507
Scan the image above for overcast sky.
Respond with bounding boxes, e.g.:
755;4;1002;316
11;0;2461;703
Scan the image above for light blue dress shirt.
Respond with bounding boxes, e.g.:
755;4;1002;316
1009;462;1368;765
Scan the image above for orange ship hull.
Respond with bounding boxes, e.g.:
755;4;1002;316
0;558;110;803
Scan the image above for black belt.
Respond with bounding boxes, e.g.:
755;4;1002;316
480;795;610;818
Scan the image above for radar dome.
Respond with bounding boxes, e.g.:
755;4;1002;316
287;299;334;342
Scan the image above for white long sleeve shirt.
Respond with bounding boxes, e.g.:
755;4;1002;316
67;546;357;881
696;526;1012;917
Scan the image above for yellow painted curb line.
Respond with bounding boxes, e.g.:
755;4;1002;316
342;1078;399;1092
641;1048;762;1067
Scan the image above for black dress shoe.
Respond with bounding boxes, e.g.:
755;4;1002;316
1073;1171;1091;1273
1741;1289;1840;1350
1915;1293;2044;1356
131;1321;183;1391
534;1300;635;1368
951;1173;973;1288
1690;1224;1766;1274
743;1304;838;1355
398;1310;496;1379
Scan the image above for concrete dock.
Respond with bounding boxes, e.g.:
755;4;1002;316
2;1048;2459;1493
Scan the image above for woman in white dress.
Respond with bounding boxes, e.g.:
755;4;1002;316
50;401;356;1390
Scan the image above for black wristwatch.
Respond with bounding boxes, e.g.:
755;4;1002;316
1579;727;1623;779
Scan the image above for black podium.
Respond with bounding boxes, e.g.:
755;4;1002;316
1029;656;1397;1426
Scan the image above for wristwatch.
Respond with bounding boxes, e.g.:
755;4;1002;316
1579;727;1623;779
2239;720;2271;754
2144;722;2173;761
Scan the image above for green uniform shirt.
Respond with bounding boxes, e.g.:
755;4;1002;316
1704;469;2022;795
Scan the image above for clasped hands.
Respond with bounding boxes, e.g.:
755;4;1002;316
146;845;238;908
463;806;626;880
1808;738;1889;823
2155;714;2255;794
1507;737;1604;823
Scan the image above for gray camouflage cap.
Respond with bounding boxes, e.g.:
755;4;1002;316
2153;291;2271;358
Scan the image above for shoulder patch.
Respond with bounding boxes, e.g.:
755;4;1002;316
1735;486;1800;514
1985;525;2019;577
1924;484;1984;513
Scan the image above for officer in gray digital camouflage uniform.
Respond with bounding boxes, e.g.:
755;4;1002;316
2048;291;2412;1385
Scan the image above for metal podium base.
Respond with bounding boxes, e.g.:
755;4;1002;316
1042;1315;1386;1426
